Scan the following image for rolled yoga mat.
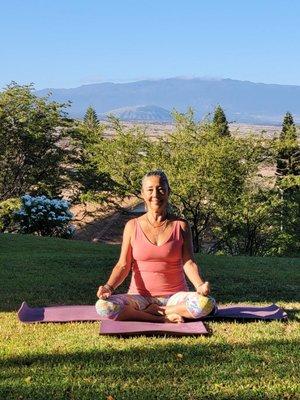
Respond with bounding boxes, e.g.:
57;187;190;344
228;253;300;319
17;301;287;323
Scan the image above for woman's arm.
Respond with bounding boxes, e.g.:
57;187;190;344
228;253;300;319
180;220;211;296
97;219;134;298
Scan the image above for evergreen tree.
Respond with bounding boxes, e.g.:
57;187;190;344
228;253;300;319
84;106;99;127
213;105;230;137
276;112;299;177
276;112;300;248
280;111;297;140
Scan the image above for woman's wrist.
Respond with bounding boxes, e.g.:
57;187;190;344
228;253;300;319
104;283;114;293
195;281;206;289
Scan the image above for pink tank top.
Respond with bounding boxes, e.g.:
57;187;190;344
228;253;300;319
128;218;188;296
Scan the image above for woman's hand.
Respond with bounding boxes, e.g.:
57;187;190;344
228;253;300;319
96;285;112;299
196;281;211;296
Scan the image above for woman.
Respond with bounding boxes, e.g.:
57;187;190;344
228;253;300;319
96;170;217;323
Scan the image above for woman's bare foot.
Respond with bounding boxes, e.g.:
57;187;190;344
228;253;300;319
164;313;184;323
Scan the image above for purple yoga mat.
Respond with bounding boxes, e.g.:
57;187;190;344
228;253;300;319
17;301;287;323
99;320;209;336
18;302;101;323
204;303;288;320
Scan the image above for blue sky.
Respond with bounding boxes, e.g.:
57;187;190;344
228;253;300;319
1;0;300;89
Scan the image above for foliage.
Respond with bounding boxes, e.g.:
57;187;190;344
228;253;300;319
72;116;152;203
14;195;75;238
212;187;299;256
280;111;297;140
212;105;230;137
148;112;265;252
69;117;119;206
275;112;300;246
0;198;21;232
1;82;298;256
71;110;299;255
83;106;99;128
276;120;299;178
99;117;152;196
0;82;71;201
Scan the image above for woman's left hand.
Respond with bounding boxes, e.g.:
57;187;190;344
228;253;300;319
196;281;211;296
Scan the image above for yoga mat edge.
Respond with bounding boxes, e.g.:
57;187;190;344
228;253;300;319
17;302;288;323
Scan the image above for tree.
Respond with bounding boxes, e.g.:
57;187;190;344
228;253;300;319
84;106;99;128
153;114;261;252
280;111;297;140
275;112;300;246
276;112;299;177
213;105;230;137
212;186;298;256
88;116;151;198
69;117;116;205
0;82;71;201
70;115;150;206
73;110;299;255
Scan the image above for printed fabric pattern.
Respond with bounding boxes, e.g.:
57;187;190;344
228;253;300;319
95;292;218;320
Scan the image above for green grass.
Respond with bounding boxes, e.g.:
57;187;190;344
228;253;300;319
0;233;299;400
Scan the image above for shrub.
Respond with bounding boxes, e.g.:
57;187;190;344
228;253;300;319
0;83;71;201
212;188;299;256
0;198;21;232
14;195;75;238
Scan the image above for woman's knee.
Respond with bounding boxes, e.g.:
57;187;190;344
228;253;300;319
186;294;217;319
95;299;123;319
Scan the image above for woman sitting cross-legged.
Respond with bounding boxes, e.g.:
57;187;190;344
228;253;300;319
95;170;218;323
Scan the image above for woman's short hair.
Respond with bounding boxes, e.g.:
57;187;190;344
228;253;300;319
141;170;170;191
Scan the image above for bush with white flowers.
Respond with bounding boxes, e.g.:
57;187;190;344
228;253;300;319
14;195;75;238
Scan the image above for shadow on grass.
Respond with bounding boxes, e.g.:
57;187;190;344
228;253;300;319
1;339;299;400
284;309;300;322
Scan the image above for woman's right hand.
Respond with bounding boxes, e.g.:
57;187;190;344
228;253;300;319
196;281;211;296
96;285;112;299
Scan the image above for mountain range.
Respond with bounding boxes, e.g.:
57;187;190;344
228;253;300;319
36;78;300;124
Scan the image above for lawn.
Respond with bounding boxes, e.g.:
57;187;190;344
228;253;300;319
0;233;299;400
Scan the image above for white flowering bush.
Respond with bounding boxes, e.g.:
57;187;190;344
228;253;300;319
14;195;75;238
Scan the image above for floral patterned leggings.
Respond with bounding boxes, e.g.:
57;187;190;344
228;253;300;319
95;291;218;320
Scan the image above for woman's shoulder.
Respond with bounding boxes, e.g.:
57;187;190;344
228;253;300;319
125;218;138;229
123;218;136;241
168;214;189;230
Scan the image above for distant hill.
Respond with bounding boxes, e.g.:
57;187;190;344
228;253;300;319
35;77;300;124
102;105;172;122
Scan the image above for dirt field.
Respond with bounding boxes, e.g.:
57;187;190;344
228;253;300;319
102;121;282;139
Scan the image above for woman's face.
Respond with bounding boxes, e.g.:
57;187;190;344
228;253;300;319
141;176;169;213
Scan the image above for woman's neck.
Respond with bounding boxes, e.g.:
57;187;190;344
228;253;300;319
146;210;167;223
